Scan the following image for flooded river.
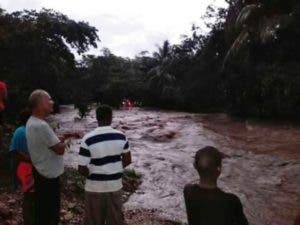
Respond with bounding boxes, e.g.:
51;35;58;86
54;106;300;225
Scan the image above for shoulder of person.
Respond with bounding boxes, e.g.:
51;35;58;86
37;122;51;132
27;117;48;128
110;127;123;133
112;128;127;137
14;126;25;135
223;191;242;203
81;132;91;141
81;130;96;142
184;183;198;194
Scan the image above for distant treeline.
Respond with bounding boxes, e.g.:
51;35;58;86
1;0;299;120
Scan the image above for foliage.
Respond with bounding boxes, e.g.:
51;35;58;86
0;8;99;118
1;1;299;120
124;168;142;179
222;0;300;118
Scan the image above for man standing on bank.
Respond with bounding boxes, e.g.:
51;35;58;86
78;105;131;225
26;89;79;225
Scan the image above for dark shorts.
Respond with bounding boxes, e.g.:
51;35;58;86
85;191;124;225
33;169;60;225
23;192;35;225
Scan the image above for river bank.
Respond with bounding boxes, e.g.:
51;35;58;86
1;106;299;225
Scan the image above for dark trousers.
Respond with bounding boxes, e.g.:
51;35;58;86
23;192;35;225
9;154;19;191
33;169;60;225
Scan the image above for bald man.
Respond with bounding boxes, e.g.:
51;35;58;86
26;89;79;225
184;146;248;225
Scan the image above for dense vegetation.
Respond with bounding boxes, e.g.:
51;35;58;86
1;0;299;120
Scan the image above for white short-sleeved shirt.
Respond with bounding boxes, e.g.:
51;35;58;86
78;126;130;193
26;116;62;178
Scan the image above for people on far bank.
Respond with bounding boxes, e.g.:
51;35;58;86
26;89;80;225
10;109;34;225
120;98;133;110
78;105;132;225
184;146;248;225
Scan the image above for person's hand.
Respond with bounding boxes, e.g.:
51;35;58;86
63;131;83;139
72;131;83;139
65;138;72;149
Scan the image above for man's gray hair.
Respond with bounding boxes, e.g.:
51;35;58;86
28;89;49;109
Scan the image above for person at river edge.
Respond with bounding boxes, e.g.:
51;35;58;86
78;105;132;225
184;146;248;225
10;109;35;225
26;89;80;225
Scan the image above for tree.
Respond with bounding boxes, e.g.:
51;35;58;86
222;0;300;118
0;8;99;118
223;0;298;67
146;40;183;108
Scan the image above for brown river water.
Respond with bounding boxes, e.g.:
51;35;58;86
53;106;300;225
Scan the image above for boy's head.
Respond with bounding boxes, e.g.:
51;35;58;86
194;146;223;180
96;105;113;126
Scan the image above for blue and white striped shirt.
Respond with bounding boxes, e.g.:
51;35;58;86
78;126;130;193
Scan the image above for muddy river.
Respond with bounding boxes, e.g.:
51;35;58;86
53;106;300;225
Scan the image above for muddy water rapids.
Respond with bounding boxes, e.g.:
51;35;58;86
52;106;300;225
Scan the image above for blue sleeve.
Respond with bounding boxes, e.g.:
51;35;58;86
9;128;26;152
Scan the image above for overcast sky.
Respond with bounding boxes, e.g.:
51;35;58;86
1;0;227;58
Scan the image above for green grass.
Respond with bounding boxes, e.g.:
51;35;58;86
124;168;142;179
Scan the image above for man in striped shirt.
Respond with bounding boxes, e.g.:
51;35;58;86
78;105;131;225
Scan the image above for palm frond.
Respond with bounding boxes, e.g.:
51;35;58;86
235;4;262;30
223;30;250;69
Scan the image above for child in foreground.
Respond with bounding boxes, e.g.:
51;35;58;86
184;146;248;225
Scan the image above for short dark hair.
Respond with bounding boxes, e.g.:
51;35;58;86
96;105;112;123
194;146;223;178
19;108;31;125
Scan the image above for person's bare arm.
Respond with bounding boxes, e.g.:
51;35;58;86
122;151;132;168
52;132;82;155
50;142;66;155
59;132;82;142
15;152;31;162
78;165;89;177
41;123;69;156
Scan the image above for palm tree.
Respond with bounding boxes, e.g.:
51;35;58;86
148;40;175;92
152;40;172;63
223;0;297;68
147;40;180;104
